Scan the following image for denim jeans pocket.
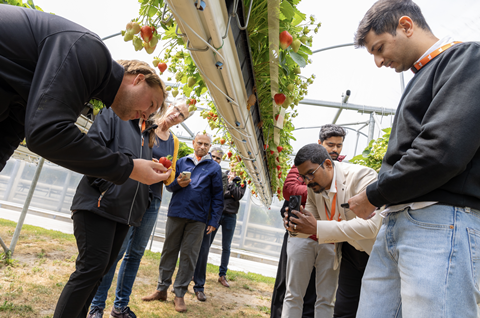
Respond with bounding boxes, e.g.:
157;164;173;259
405;206;452;230
467;227;480;291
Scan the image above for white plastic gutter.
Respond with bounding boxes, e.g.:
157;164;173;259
166;0;272;205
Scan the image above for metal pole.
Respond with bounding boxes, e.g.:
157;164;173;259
368;113;375;142
0;236;8;253
354;131;360;155
101;32;122;41
239;191;252;249
149;184;164;251
312;43;354;54
332;108;343;124
56;170;72;212
9;157;45;255
400;73;406;94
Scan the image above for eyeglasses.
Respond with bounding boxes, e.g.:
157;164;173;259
174;106;186;120
297;160;325;183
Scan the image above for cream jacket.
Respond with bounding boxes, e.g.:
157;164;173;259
298;162;382;269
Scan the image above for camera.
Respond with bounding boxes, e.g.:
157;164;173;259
288;195;301;237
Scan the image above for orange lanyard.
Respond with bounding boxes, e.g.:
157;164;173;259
412;41;462;73
323;182;339;221
141;120;146;146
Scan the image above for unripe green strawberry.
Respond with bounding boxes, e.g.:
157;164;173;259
149;35;159;47
152;59;160;67
187;76;196;87
303;27;310;35
188;105;195;112
294;67;301;74
131;22;141;34
132;37;143;51
300;35;309;44
287;84;295;92
175;72;183;82
144;41;156;54
166;86;172;91
172;89;179;98
291;39;301;53
123;31;134;42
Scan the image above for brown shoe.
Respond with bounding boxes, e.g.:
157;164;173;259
218;276;230;288
141;290;167;302
174;296;187;312
195;291;207;301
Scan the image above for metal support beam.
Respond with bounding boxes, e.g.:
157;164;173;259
332;108;343;124
299;99;396;115
368;113;375;142
9;157;45;255
180;122;195;137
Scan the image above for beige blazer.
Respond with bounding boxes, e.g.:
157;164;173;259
298;162;382;269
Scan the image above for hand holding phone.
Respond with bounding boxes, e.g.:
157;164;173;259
180;171;191;181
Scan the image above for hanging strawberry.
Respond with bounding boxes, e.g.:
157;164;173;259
279;31;293;50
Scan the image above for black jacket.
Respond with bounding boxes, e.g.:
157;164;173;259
367;42;480;210
0;5;132;184
70;108;154;226
223;176;246;214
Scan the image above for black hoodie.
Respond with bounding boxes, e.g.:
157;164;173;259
0;5;132;184
366;42;480;211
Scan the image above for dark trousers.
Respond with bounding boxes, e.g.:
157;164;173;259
194;213;237;292
270;231;316;318
157;217;206;297
333;243;369;318
53;210;130;318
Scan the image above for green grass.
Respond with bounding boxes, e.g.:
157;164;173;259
0;300;33;313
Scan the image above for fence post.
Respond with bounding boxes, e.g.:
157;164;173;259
9;157;45;255
238;190;252;249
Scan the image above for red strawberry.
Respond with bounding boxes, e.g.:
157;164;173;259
157;62;167;73
270;150;274;155
277;188;281;195
227;151;232;159
140;25;154;43
158;156;172;169
220;138;226;145
189;98;197;106
275;114;279;121
278;172;282;178
274;93;286;106
276;165;281;171
276;157;279;162
279;30;293;50
264;144;268;150
237;156;242;162
209;111;214;116
248;180;251;184
277;146;283;153
241;183;245;188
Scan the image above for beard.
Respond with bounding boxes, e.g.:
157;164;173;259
308;182;325;194
329;152;338;160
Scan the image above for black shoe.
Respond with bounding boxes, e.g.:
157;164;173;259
87;306;104;318
110;306;137;318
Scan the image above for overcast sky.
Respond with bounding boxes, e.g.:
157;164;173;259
34;0;480;159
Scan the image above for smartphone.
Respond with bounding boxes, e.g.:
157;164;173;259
180;171;191;181
288;195;301;237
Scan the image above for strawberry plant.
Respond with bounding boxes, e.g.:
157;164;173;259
350;128;391;172
125;0;320;200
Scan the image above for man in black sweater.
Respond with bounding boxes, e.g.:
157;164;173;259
349;1;480;317
0;5;168;185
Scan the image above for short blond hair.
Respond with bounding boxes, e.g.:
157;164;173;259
117;59;167;117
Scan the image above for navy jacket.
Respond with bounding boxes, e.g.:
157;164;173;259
0;5;132;184
71;108;154;226
166;154;224;228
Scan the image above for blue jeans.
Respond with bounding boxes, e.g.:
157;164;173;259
193;213;237;292
90;197;161;309
357;205;480;318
